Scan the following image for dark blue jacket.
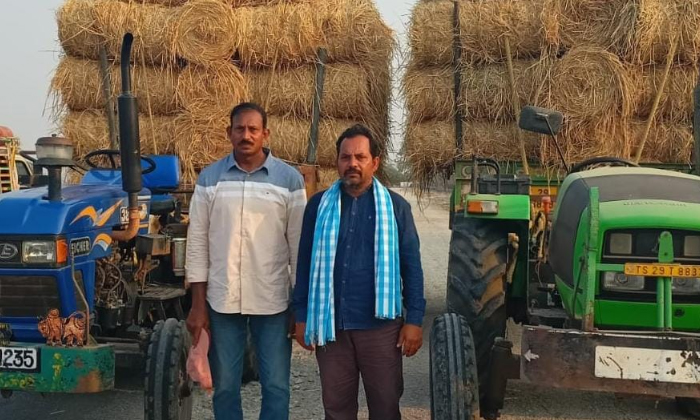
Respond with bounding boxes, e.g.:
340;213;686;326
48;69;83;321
293;186;426;329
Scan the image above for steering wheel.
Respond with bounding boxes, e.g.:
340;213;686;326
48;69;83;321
568;157;639;174
84;149;156;175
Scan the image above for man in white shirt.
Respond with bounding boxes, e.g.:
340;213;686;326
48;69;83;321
185;102;306;420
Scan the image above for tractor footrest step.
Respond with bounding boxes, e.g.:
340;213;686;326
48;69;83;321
528;307;568;327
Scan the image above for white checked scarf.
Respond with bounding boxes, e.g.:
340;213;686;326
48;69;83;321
304;178;402;346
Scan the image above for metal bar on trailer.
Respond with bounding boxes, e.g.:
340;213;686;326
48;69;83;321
582;187;599;332
452;0;463;151
98;45;118;150
693;75;700;175
306;48;327;165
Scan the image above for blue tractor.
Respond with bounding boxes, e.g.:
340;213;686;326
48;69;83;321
0;35;193;420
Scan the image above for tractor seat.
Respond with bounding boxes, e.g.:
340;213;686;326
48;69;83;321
142;155;180;194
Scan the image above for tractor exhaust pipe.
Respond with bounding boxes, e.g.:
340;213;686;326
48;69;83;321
112;33;142;242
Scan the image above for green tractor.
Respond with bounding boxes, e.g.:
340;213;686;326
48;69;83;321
430;105;700;419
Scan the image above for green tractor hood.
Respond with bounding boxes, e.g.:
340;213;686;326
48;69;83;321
548;167;700;331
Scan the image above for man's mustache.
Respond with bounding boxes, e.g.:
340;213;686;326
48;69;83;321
344;169;361;177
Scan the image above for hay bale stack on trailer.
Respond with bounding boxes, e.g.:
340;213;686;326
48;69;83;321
404;0;700;187
52;0;393;185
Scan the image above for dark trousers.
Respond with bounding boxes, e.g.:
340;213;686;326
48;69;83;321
315;320;403;420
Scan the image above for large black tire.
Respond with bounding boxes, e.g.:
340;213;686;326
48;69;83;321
446;218;508;404
242;320;259;384
145;319;193;420
430;313;479;420
677;398;700;418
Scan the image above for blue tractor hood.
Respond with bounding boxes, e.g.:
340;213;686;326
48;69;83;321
0;184;148;235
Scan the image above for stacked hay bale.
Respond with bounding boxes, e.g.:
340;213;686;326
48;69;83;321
404;0;700;187
52;0;393;184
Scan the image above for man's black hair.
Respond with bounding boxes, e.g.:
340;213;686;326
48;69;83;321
229;102;268;129
335;124;382;158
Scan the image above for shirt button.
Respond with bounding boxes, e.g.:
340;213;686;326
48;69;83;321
349;228;354;233
343;263;347;267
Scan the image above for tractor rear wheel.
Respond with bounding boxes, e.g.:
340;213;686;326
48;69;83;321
145;319;193;420
676;397;700;418
430;313;479;420
446;218;509;406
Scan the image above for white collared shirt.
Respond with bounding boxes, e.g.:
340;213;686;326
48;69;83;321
185;152;307;314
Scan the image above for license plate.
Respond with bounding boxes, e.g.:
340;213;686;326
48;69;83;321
0;346;40;372
595;346;700;384
529;186;559;197
624;263;700;278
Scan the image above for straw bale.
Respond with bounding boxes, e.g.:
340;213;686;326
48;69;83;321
632;0;700;64
540;117;631;165
95;1;175;64
173;112;231;183
545;47;632;119
62;110;178;159
555;0;637;55
177;61;248;114
630;64;697;122
236;0;393;67
57;0;103;59
247;63;373;120
52;56;179;115
119;0;188;5
627;120;694;164
405;120;541;186
408;0;557;67
403;60;548;124
318;168;339;190
320;0;394;65
228;0;312;6
266;116;358;167
173;0;239;65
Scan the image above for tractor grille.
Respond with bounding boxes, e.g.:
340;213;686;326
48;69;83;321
0;275;60;317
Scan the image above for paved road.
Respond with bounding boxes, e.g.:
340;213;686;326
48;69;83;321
2;189;691;419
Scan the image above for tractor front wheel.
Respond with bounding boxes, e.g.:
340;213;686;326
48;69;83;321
430;313;479;420
145;318;193;420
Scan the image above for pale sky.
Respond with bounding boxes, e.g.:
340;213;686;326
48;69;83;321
0;0;415;152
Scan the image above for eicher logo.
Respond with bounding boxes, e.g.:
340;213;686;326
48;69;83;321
0;243;18;260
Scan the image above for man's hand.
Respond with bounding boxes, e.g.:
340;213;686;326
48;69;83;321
294;322;314;351
186;306;209;347
396;324;422;357
186;283;209;347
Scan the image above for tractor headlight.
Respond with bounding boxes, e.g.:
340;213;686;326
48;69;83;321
684;236;700;257
609;233;633;255
672;278;700;295
22;241;56;263
602;272;645;291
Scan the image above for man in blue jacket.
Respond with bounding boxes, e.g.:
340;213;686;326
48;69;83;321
293;124;426;420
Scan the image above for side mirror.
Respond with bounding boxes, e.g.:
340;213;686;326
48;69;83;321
519;106;563;136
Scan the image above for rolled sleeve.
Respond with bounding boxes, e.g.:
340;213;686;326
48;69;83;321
286;175;307;288
185;180;212;284
394;196;426;327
